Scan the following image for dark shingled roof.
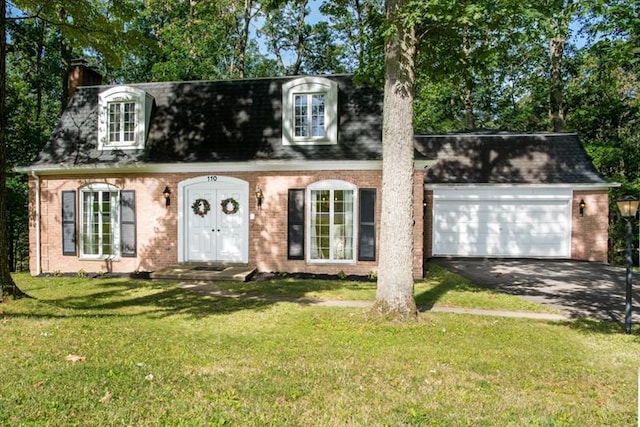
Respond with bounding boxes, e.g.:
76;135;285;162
415;132;610;185
30;75;383;167
27;76;610;188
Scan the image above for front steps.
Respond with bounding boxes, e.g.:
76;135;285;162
150;263;257;282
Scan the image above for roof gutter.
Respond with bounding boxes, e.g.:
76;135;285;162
31;171;41;276
423;182;621;191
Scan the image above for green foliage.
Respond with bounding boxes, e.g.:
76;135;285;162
12;0;149;68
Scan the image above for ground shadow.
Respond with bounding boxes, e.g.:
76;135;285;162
19;278;281;320
432;258;640;332
18;274;378;320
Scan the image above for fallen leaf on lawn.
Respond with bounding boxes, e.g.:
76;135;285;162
66;354;86;363
33;380;46;389
99;391;113;403
145;373;154;381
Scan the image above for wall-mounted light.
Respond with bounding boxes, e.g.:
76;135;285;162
255;186;264;210
163;186;171;207
579;199;586;217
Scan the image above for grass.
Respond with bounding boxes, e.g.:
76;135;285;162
1;269;638;426
203;263;557;314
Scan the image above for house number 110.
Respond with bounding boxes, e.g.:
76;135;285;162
207;176;217;182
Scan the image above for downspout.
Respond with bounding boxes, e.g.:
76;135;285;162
31;171;41;276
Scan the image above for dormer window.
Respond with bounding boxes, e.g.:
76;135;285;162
294;93;325;137
98;86;153;150
282;76;338;145
108;101;136;143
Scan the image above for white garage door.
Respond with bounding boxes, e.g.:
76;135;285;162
432;187;572;258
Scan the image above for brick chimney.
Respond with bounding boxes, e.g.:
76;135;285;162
67;59;102;100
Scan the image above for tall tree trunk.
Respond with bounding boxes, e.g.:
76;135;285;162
462;27;475;129
463;84;475;129
0;0;26;299
549;35;566;132
291;0;308;75
371;0;417;321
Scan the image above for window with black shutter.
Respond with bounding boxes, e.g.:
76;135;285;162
120;190;136;257
62;191;77;256
358;188;376;261
287;189;305;259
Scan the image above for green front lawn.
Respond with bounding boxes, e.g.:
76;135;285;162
1;271;637;425
199;263;557;313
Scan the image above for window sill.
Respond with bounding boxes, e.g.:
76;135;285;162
284;138;336;146
79;256;121;261
307;259;356;265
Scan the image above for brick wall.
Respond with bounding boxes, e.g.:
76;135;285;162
29;169;426;279
571;190;609;262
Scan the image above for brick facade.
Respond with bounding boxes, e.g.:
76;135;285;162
571;190;609;262
29;169;427;279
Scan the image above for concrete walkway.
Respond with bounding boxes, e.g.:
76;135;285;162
179;281;569;321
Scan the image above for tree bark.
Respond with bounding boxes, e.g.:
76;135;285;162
371;0;417;321
0;0;27;299
549;35;566;132
462;26;475;130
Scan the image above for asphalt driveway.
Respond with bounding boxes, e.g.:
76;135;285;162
431;258;640;323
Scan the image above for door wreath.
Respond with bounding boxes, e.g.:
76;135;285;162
220;197;240;215
191;198;211;217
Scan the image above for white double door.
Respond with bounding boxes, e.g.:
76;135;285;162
184;178;248;263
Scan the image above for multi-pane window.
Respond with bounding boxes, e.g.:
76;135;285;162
282;77;337;145
294;94;325;138
99;86;149;150
310;188;354;261
81;187;119;258
108;101;136;143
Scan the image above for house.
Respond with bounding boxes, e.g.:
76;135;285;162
17;62;615;279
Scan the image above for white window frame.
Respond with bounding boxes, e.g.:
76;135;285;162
79;184;120;259
282;76;338;146
98;86;152;150
306;180;357;264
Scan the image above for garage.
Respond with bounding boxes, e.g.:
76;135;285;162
417;132;615;262
431;187;572;258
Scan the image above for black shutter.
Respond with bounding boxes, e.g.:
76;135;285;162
120;190;136;257
358;188;376;261
62;191;77;256
287;189;305;260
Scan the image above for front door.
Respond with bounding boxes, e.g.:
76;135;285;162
181;177;248;263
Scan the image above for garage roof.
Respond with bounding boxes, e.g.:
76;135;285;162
415;132;611;185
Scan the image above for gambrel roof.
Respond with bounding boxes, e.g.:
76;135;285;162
30;75;384;169
415;132;610;185
23;75;610;188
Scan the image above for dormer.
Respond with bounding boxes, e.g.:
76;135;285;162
98;86;153;150
282;76;338;146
